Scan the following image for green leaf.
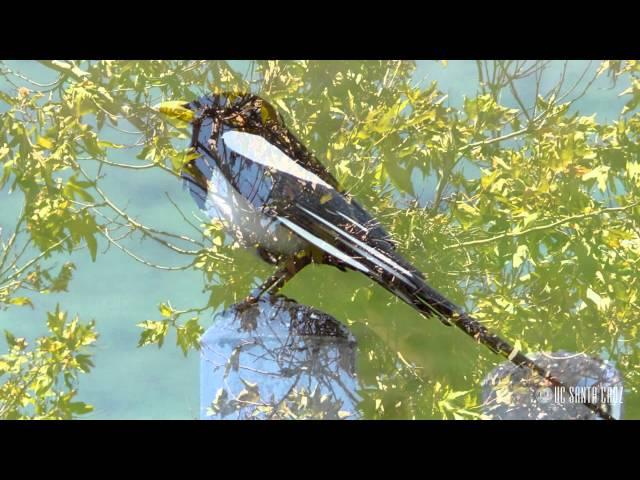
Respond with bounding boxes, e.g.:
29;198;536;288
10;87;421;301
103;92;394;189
85;231;97;262
4;330;18;348
626;161;640;185
175;317;203;356
159;302;173;318
47;306;68;337
36;136;54;150
97;140;127;149
0;143;9;162
8;296;34;308
384;161;414;195
582;165;610;192
586;288;611;312
137;320;169;348
512;245;529;269
457;202;480;216
68;401;94;415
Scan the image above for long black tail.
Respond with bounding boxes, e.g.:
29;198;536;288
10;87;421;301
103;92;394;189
280;205;615;420
369;253;616;421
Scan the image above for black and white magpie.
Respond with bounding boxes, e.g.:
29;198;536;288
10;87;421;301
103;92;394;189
156;92;613;420
159;92;462;324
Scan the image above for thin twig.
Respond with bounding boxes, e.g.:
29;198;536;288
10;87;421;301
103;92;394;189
101;229;193;271
445;201;640;250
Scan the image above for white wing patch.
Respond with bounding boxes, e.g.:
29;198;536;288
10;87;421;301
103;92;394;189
336;211;370;234
222;131;333;189
297;206;414;279
277;216;369;273
202;166;306;255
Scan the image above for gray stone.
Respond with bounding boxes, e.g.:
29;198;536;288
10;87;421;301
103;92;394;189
200;294;360;419
481;351;624;420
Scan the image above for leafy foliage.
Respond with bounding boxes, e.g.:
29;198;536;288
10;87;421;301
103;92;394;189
1;60;639;419
137;302;203;356
0;305;96;419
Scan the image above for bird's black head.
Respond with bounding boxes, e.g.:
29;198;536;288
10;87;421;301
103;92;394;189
156;92;283;131
156;91;335;210
155;92;295;209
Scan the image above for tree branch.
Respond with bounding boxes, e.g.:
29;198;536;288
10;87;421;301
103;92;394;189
445;201;640;250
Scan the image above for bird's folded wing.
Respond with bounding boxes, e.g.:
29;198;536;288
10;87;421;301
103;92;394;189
272;184;460;324
273;185;419;287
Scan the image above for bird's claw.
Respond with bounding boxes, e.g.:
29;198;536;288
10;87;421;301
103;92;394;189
235;294;260;313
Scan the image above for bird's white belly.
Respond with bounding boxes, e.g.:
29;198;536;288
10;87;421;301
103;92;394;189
203;167;307;255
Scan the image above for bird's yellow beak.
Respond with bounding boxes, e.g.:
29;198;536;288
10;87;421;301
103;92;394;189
153;101;195;123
